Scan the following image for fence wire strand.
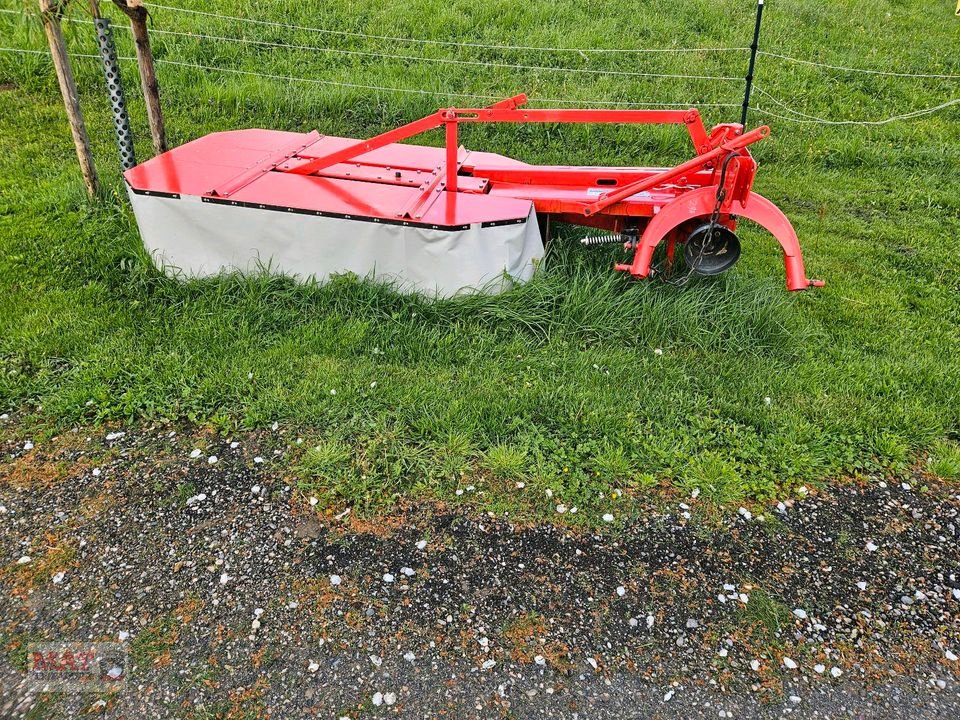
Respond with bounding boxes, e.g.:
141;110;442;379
2;2;958;126
0;46;738;108
758;50;960;80
753;86;960;125
146;3;749;55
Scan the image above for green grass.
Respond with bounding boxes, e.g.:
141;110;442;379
1;1;959;517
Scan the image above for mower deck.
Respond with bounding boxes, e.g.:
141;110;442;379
124;93;821;295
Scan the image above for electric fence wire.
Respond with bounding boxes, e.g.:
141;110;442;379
145;3;750;55
1;9;746;83
753;85;960;126
138;4;960;80
2;3;958;123
0;46;739;108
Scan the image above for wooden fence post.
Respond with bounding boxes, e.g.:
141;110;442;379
39;0;100;197
113;0;166;154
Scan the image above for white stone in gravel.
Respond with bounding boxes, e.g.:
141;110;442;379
383;573;395;583
616;586;626;597
792;609;808;620
952;588;960;600
186;493;207;506
750;660;761;672
516;481;525;489
219;573;231;585
230;442;239;449
737;507;752;520
254;608;264;617
629;618;638;628
602;513;615;523
783;657;798;669
686;618;699;629
105;432;125;441
254;456;265;464
814;664;825;674
17;556;31;565
309;497;319;506
789;695;802;704
51;571;65;584
370;655;382;667
416;540;428;551
717;594;727;603
92;468;101;477
690;488;700;499
401;567;415;577
865;541;879;552
946;650;959;662
857;582;868;591
901;482;912;491
207;455;218;465
481;659;496;670
534;655;546;666
308;660;319;673
831;667;843;677
251;485;261;495
271;421;279;431
718;648;728;658
723;583;736;592
556;504;568;514
777;502;787;513
190;449;202;458
663;690;674;702
372;692;383;706
739;593;750;604
383;692;397;706
329;574;342;586
118;631;129;642
646;615;655;628
403;651;416;662
587;657;598;671
0;413;8;420
251;619;261;631
23;441;34;451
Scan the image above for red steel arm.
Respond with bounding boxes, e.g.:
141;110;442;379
285;96;711;178
582;125;770;216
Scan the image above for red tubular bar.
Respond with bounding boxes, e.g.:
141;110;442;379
583;125;769;216
285;95;711;179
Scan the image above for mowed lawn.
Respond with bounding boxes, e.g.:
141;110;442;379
1;0;959;518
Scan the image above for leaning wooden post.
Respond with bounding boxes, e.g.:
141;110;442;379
39;0;100;196
113;0;166;154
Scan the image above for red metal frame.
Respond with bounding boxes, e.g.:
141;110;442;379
127;93;822;291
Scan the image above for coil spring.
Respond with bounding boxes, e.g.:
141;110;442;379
580;233;625;247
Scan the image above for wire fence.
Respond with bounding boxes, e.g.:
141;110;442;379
0;3;958;127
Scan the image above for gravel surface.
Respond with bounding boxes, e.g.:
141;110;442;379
1;422;959;718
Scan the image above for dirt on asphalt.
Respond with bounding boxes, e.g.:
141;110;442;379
1;420;959;719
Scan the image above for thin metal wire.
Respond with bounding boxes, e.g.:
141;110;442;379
753;86;960;125
141;26;743;82
0;45;737;108
147;3;749;56
758;50;960;80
